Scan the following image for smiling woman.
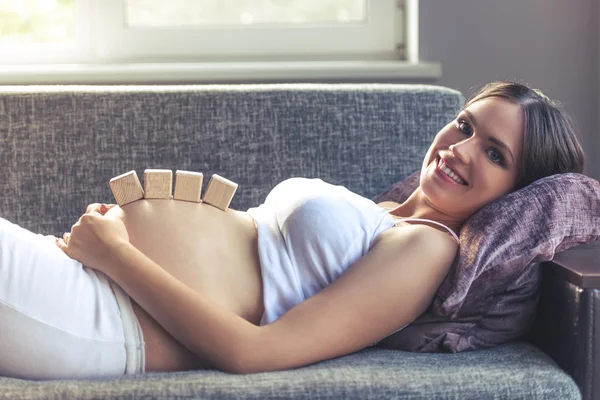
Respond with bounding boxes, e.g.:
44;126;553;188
0;81;587;379
387;82;586;236
402;95;527;233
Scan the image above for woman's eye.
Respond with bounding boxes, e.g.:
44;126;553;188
457;119;472;135
488;149;504;164
456;117;504;166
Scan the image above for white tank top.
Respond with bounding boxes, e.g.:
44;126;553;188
390;216;460;244
248;178;460;326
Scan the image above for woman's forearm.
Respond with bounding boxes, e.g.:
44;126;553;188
105;240;261;373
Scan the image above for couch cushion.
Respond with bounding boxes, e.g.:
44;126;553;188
0;342;579;400
0;84;462;236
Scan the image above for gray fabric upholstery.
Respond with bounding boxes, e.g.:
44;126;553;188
0;343;580;400
1;84;460;237
0;84;580;399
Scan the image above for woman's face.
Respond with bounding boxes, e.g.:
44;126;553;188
419;96;525;221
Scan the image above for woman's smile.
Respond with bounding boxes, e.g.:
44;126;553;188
434;156;468;186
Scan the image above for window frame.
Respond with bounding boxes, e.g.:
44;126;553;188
0;0;439;83
92;0;403;63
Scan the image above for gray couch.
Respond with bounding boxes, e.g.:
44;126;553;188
0;84;586;399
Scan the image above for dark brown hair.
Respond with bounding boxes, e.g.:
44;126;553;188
464;81;585;190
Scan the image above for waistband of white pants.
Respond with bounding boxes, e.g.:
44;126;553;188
109;281;146;374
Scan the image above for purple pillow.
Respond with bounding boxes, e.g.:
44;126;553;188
373;172;600;352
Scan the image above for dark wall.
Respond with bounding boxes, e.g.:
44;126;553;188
419;0;599;179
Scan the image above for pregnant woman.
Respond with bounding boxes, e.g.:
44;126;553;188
0;81;585;379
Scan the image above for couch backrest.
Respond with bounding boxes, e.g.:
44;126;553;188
0;84;463;235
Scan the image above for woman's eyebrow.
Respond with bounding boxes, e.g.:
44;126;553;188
464;110;515;163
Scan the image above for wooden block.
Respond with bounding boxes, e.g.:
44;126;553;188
173;170;203;202
144;169;173;199
202;174;238;211
109;170;144;206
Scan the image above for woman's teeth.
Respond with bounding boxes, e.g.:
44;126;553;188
438;159;466;185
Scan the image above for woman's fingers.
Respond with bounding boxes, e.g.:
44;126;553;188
55;237;69;255
86;203;101;214
57;209;120;264
100;204;114;214
55;211;128;272
85;203;117;215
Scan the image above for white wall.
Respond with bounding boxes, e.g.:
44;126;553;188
419;0;600;180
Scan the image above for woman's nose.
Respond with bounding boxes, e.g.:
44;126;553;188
449;141;471;164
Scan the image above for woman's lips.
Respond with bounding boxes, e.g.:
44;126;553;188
434;156;466;186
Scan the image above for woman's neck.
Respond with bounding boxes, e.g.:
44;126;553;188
380;189;465;234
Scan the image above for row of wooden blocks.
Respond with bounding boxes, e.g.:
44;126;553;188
109;169;238;211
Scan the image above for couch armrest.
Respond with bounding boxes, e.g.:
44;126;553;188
548;241;600;288
528;241;600;400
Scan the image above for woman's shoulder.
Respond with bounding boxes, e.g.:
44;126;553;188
371;222;459;262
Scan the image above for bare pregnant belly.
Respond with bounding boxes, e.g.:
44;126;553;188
105;200;263;371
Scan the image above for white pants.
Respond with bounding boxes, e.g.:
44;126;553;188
0;217;145;380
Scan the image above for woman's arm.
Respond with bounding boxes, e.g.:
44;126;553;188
95;223;457;374
104;240;260;373
242;225;457;372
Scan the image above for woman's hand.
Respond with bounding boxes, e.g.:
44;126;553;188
85;202;118;215
56;208;129;274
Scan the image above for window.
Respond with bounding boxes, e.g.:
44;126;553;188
0;0;436;83
0;0;75;44
95;0;401;62
0;0;90;64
